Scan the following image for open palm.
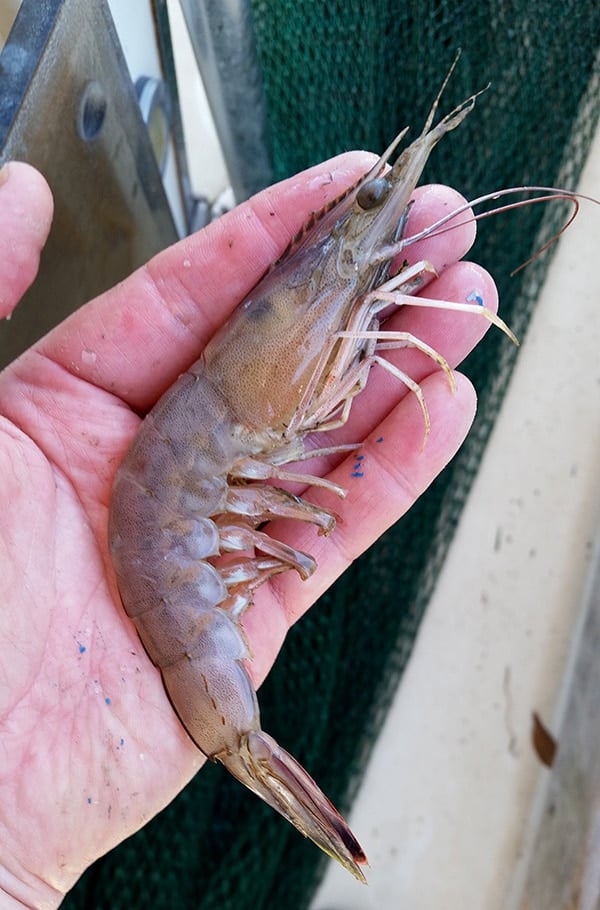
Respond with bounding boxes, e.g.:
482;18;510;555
0;157;496;908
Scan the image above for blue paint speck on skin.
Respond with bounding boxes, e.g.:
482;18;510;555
78;643;86;654
376;436;384;443
466;291;484;306
105;697;111;705
351;471;364;478
87;797;92;805
120;738;125;747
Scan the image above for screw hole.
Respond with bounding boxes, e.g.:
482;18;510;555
78;81;107;141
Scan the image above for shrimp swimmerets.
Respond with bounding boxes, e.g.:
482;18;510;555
108;65;574;881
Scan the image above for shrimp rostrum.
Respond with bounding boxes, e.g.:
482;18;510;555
109;74;526;881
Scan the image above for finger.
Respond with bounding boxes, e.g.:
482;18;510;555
245;370;477;684
36;152;377;411
0;163;54;319
402;183;477;271
364;258;501;425
299;259;497;463
36;176;475;413
381;258;500;388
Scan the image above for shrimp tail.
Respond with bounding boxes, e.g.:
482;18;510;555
219;729;368;882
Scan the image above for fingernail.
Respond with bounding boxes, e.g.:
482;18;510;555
0;162;10;186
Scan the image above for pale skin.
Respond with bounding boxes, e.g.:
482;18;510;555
0;156;498;909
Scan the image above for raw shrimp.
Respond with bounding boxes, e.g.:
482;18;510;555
109;70;521;881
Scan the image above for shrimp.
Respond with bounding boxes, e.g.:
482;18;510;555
109;68;521;882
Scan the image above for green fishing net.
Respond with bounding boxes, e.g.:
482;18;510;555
63;1;599;908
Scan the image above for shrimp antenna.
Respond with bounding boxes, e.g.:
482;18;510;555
508;198;579;275
375;187;598;271
421;48;463;136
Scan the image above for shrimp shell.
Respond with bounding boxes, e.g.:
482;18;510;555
109;67;519;881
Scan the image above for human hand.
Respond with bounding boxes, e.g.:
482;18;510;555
0;155;496;908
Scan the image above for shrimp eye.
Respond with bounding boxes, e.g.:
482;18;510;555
356;177;391;210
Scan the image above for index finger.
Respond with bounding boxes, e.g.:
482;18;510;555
35;152;377;412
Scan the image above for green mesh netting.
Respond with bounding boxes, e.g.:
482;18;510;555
64;2;600;908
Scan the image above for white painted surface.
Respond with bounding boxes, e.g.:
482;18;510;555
107;0;187;235
312;125;600;909
108;0;230;228
166;0;230;202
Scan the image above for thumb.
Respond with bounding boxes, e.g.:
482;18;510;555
0;161;54;319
